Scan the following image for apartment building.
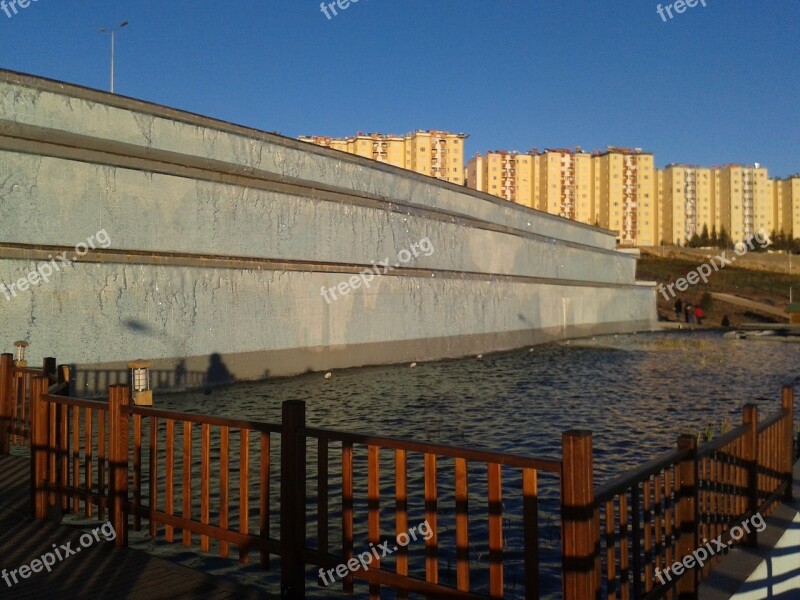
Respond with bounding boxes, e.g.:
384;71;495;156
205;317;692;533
465;151;536;208
534;148;594;222
712;164;772;242
299;130;468;184
774;175;800;237
592;148;657;246
659;165;714;245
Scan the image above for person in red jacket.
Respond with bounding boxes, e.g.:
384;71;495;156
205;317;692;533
695;305;704;325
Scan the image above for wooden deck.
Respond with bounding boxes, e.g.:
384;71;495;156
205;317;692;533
0;454;272;599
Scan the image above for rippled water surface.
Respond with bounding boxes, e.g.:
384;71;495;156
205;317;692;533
161;330;797;476
132;331;799;598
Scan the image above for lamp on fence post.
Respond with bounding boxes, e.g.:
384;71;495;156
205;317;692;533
13;341;28;367
128;360;153;406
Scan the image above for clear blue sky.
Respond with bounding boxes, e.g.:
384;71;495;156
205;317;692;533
1;1;798;176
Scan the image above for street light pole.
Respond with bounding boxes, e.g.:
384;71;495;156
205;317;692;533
99;21;128;93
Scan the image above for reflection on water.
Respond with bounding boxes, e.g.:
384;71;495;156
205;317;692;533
162;331;797;478
131;331;799;598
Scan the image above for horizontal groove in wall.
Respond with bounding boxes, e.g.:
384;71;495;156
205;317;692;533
0;121;630;260
0;244;649;291
0;69;614;241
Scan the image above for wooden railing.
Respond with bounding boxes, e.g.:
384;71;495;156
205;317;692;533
592;390;795;599
0;350;795;600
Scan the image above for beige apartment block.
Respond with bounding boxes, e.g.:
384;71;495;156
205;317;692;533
713;164;771;242
592;148;657;247
776;176;800;237
534;149;594;223
299;130;468;184
659;165;714;245
465;151;536;208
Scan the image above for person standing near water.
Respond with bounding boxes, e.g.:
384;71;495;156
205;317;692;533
674;299;683;321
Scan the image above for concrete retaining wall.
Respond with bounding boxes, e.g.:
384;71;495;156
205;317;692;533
0;70;656;393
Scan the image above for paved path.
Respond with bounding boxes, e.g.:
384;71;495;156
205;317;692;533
0;454;271;600
711;293;789;320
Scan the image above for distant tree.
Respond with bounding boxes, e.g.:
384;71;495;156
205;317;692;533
689;233;701;247
710;225;718;247
718;227;731;249
699;224;710;247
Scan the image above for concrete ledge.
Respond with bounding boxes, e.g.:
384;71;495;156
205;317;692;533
699;460;800;599
71;320;655;396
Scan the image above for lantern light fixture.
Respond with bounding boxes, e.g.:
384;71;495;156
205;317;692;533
128;359;153;406
13;341;28;367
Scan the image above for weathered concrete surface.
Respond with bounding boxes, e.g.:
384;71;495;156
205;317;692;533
0;70;657;392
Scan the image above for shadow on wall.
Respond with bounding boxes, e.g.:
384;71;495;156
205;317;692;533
70;353;237;397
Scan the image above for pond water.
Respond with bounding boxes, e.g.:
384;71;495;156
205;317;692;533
125;330;799;598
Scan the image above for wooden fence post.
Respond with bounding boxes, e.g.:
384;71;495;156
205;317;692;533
782;386;794;501
561;430;599;600
280;400;306;599
29;375;51;519
676;434;698;599
0;354;13;455
742;403;759;547
108;384;130;547
43;357;57;383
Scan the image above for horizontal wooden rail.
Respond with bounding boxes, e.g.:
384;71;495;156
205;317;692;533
305;426;563;473
130;405;281;433
595;446;690;503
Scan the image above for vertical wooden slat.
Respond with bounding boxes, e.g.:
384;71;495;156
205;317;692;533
643;479;653;592
165;419;175;542
201;422;211;552
395;448;408;600
676;435;698;597
342;441;354;594
98;410;106;520
368;445;381;600
605;499;617;600
239;428;250;563
631;485;642;599
133;413;142;531
59;403;68;511
259;432;270;569
85;407;93;517
455;457;470;593
0;354;12;455
149;416;158;537
48;401;56;507
72;406;79;513
219;425;230;558
488;462;503;599
317;437;328;555
424;452;438;585
782;386;794;502
183;421;192;548
30;376;50;519
653;472;663;583
619;493;630;600
522;467;539;599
